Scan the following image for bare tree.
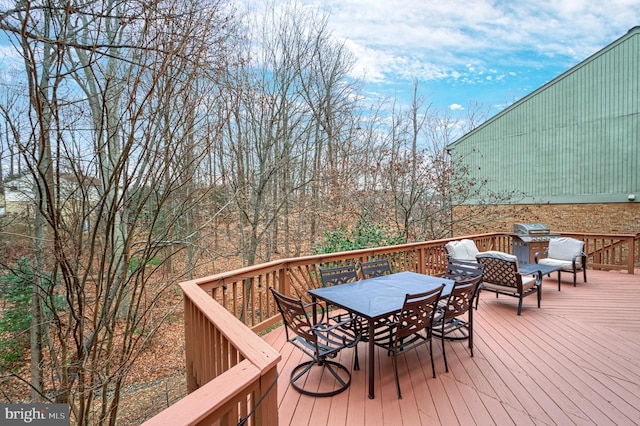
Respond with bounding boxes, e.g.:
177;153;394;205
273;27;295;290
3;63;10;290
350;82;500;241
224;1;360;267
295;11;361;246
0;0;239;423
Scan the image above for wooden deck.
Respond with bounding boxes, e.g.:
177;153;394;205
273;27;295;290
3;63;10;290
261;269;640;426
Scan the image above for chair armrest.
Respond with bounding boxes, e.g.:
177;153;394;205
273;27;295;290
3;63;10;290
534;249;549;263
534;272;542;287
571;254;579;267
571;252;588;269
312;315;356;334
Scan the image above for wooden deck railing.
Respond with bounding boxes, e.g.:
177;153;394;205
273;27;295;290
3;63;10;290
142;281;280;426
143;231;638;426
561;232;638;274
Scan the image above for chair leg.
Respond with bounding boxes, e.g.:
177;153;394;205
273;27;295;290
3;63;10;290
353;344;359;371
429;339;436;379
557;271;561;291
468;312;474;357
392;351;402;399
291;360;314;385
441;324;449;373
537;288;541;308
290;360;352;397
517;297;523;315
325;362;349;386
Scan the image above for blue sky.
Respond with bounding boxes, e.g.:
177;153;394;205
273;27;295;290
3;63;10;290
2;0;638;121
299;0;640;117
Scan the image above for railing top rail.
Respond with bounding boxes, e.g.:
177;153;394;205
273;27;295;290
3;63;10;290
181;281;280;371
182;232;637;292
142;359;260;426
184;233;509;289
559;232;639;238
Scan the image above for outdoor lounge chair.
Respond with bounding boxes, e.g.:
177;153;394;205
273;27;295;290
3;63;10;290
444;239;481;262
535;237;587;289
476;251;541;315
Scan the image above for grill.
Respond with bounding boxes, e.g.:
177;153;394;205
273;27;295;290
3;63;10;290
512;223;560;264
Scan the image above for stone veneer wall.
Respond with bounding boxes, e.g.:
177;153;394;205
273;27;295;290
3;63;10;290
452;203;640;236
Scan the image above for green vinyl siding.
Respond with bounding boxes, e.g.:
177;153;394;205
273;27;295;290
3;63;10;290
449;27;640;205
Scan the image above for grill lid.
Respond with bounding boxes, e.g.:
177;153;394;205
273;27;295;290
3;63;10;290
514;223;550;235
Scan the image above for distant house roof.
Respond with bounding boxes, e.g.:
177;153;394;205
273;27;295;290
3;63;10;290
3;172;102;204
447;26;640;205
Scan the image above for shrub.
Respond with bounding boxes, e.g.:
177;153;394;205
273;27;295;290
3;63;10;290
0;258;64;372
0;258;34;371
312;217;405;254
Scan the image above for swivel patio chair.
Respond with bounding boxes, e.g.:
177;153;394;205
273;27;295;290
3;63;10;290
360;258;392;279
433;275;483;372
535;237;587;290
270;287;360;397
476;251;541;315
373;285;444;399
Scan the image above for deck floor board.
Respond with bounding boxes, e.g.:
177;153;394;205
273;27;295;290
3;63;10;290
264;269;640;425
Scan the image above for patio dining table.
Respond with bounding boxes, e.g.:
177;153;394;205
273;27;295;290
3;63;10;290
309;271;454;399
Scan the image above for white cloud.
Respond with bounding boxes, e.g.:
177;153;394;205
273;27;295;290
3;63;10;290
304;0;640;85
239;0;639;114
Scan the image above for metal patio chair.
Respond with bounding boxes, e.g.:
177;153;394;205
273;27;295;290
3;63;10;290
373;285;444;399
319;264;359;287
442;258;485;309
433;274;483;372
360;258;392;279
270;287;360;397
